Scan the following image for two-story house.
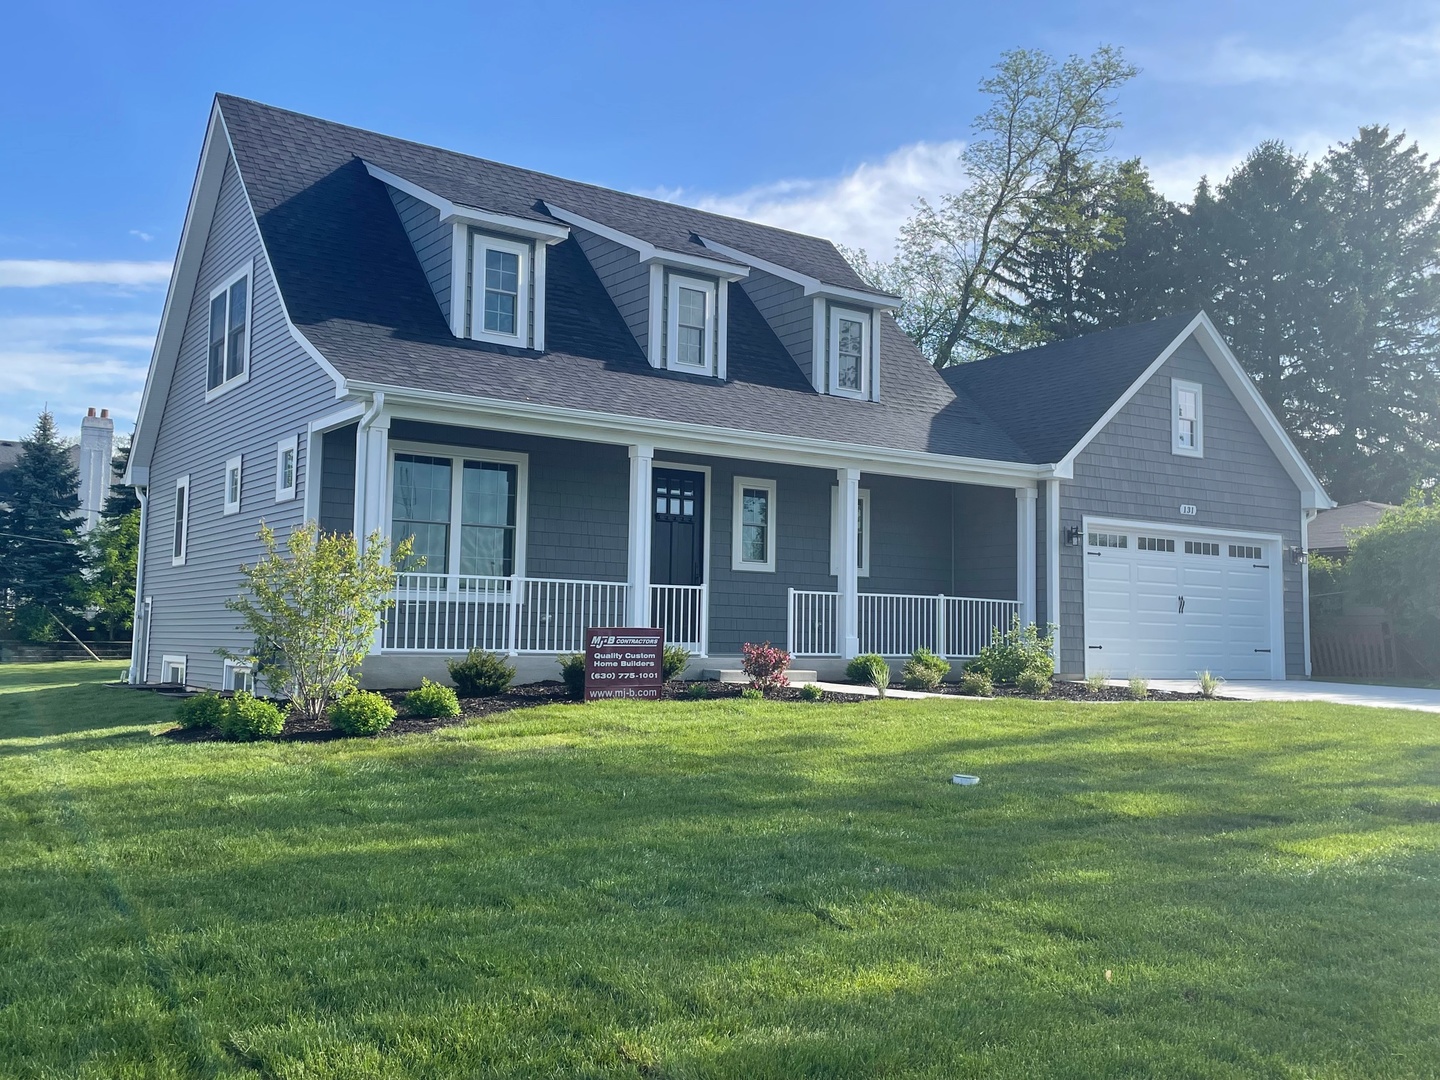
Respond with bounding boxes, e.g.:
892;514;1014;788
125;97;1331;690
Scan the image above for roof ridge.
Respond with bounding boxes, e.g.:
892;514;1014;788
942;311;1202;375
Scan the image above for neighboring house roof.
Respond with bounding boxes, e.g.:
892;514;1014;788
1308;501;1395;553
0;439;80;473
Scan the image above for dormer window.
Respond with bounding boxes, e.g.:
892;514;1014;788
667;275;716;374
471;235;531;346
828;307;871;399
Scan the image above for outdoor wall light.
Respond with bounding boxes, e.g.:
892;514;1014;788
1289;545;1309;564
1065;526;1083;547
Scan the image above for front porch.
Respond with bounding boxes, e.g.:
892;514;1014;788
314;411;1041;685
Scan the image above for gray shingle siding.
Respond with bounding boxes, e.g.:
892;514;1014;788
951;485;1018;600
863;475;952;596
1058;338;1305;676
319;423;357;534
386;186;452;324
141;153;339;688
572;227;650;355
739;269;813;383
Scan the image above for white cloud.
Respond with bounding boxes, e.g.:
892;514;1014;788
647;140;969;258
1187;21;1440;90
0;259;172;288
129;229;155;242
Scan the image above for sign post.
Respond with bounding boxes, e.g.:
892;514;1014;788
584;627;665;701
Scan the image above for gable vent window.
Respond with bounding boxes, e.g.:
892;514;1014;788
828;307;871;399
470;235;531;347
666;275;717;375
1172;378;1203;457
206;263;252;397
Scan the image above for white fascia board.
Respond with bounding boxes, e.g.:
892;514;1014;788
365;161;569;244
544;203;748;281
699;237;902;309
1053;312;1333;509
345;379;1048;487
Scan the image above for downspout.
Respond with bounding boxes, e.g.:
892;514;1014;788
1301;506;1318;679
127;487;149;684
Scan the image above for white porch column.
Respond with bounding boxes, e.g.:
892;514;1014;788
1045;479;1061;664
838;466;861;659
1015;486;1037;626
626;443;654;627
358;415;390;548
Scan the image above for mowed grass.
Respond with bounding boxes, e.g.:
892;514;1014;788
2;665;1438;1078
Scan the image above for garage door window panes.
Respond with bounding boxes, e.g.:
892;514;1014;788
1184;540;1220;556
1138;536;1175;552
1089;532;1128;548
1229;544;1263;560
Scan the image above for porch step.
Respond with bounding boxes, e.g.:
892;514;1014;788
704;668;820;685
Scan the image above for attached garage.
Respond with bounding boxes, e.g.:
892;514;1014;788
1082;518;1285;680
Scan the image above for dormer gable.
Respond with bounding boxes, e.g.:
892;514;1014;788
364;161;568;350
699;237;899;402
544;203;747;379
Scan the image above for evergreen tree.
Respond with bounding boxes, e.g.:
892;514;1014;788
102;441;140;519
0;411;86;636
85;507;139;639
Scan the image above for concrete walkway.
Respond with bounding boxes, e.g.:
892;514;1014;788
1144;678;1440;714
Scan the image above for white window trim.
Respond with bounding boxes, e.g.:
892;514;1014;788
732;476;777;573
1172;378;1204;457
386;441;529;586
275;435;298;503
171;474;190;566
223;454;242;516
666;273;718;375
829;485;871;577
222;658;254;693
204;259;254;402
470;233;532;347
161;654;187;686
828;306;871;399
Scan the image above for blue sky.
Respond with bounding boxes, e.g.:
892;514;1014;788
2;0;1436;442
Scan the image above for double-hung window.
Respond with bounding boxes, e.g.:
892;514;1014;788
1172;379;1203;456
471;235;530;346
390;447;526;583
223;455;242;516
828;307;870;398
829;486;871;576
207;263;251;395
667;274;716;374
171;474;190;565
732;477;776;572
275;436;298;502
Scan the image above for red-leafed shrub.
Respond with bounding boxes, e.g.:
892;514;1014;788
741;641;791;692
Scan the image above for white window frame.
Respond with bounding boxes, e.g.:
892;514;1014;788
471;233;531;347
1172;378;1204;457
161;654;187;686
171;474;190;566
204;260;253;401
275;435;298;503
222;658;254;693
829;485;871;577
386;441;530;587
666;274;717;375
223;455;242;516
828;306;871;399
732;476;777;573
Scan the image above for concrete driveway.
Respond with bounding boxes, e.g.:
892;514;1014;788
1145;678;1440;714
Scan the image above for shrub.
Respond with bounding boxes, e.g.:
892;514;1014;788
683;682;711;700
175;691;226;730
740;687;764;701
798;683;824;702
741;641;790;692
1127;676;1149;700
662;645;692;683
1084;670;1109;692
219;692;285;741
847;653;891;695
969;617;1055;684
446;649;516;697
1196;670;1224;699
329;691;396;735
1016;666;1051;696
557;653;586;699
958;670;994;697
902;648;951;690
224;523;412;722
405;678;461;719
1344;494;1440;670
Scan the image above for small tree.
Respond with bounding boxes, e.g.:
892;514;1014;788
85;506;139;639
224;523;410;721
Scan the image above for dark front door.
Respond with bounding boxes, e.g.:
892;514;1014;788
651;468;705;586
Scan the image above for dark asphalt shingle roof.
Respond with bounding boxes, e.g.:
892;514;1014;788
940;314;1200;463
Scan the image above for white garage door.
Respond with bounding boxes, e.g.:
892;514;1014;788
1083;523;1278;680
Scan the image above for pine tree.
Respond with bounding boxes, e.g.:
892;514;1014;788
102;441;141;519
0;411;86;637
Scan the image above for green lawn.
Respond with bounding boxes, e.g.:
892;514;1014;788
2;664;1438;1079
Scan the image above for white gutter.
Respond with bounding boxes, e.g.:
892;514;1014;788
127;487;148;685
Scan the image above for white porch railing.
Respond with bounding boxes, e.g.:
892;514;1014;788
651;584;707;654
788;588;1019;659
